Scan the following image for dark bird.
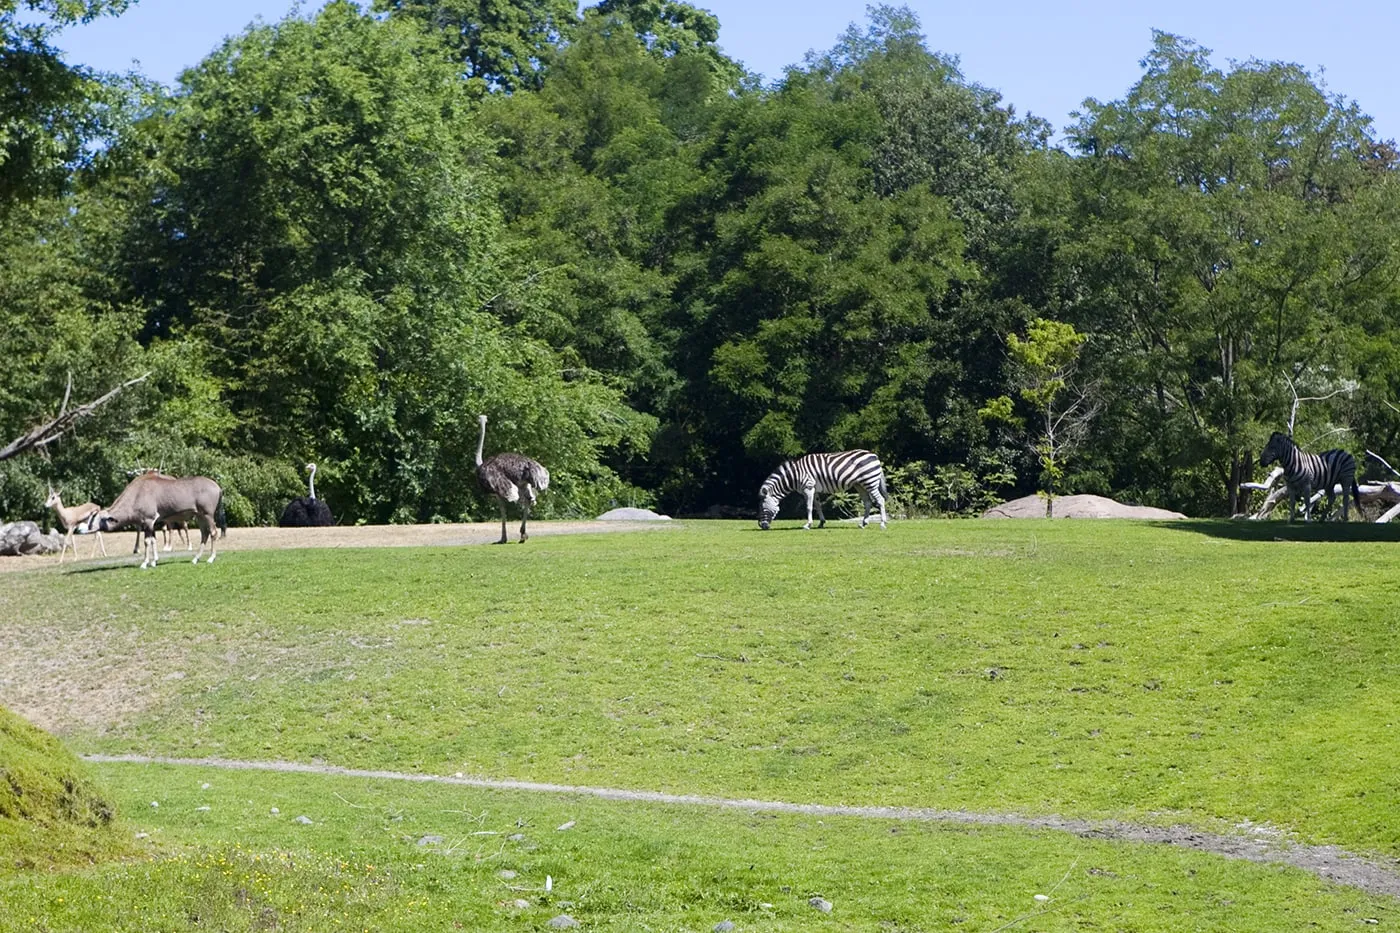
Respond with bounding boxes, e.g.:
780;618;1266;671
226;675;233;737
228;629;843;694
279;462;335;527
476;414;549;543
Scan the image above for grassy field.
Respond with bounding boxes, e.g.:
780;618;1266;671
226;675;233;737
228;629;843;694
3;518;1400;929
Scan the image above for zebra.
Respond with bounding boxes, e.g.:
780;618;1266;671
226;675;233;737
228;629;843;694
1258;431;1361;523
757;450;889;531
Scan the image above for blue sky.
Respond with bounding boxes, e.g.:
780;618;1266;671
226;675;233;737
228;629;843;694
41;0;1400;142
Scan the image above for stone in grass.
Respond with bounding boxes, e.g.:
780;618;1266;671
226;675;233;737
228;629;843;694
295;815;313;825
417;835;444;846
499;869;517;880
714;922;736;932
809;897;833;913
548;916;581;929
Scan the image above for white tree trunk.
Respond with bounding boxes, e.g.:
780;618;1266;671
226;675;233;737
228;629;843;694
1241;469;1400;522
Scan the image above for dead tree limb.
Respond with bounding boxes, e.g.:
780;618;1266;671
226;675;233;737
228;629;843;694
1367;450;1400;481
0;371;151;462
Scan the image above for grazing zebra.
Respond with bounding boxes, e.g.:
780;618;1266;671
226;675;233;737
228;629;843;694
758;450;889;531
1259;431;1361;523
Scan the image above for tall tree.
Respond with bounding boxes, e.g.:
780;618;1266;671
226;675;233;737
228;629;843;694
656;6;1043;511
106;1;651;522
0;0;131;205
374;0;578;93
1061;32;1400;514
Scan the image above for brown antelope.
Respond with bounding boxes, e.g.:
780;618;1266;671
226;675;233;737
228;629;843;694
44;488;108;563
130;520;191;555
85;473;225;569
119;469;191;553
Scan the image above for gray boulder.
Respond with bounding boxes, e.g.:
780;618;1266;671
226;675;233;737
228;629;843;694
0;521;62;556
595;507;671;521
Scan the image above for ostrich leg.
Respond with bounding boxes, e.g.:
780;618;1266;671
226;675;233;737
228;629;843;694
496;501;509;544
519;500;531;543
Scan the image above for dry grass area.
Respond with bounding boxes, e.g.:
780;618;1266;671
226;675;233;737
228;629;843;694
0;519;672;573
0;622;160;734
0;520;673;732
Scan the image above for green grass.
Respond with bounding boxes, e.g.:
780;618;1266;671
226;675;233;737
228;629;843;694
0;707;126;871
0;761;1393;931
3;518;1400;927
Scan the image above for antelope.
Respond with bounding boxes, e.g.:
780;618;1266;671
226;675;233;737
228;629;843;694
120;468;191;553
84;472;226;569
130;519;191;555
44;488;108;563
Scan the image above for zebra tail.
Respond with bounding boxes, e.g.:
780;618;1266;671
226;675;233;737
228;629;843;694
880;472;889;497
216;495;228;538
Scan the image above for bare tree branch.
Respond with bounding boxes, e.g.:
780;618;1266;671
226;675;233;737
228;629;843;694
0;372;151;462
1367;449;1400;480
1284;374;1352;435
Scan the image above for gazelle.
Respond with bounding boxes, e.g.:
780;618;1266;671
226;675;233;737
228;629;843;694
44;488;108;563
85;472;225;569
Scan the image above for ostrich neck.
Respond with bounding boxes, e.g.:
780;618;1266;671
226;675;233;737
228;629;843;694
308;464;317;500
476;419;486;467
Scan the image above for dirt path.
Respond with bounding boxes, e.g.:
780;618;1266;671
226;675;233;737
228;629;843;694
0;520;674;573
85;753;1400;899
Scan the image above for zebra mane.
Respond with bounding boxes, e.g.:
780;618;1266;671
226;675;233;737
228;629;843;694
759;468;788;497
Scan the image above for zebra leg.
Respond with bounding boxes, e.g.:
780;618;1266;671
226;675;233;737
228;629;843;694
814;497;826;529
802;484;815;530
859;492;871;528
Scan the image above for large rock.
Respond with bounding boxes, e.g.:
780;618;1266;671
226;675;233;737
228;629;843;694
595;507;672;521
982;494;1186;520
0;521;63;556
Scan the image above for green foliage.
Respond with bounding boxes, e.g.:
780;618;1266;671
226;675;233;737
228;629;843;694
1060;31;1400;513
4;3;1400;523
0;0;131;206
374;0;579;93
90;2;651;523
881;458;1016;517
991;318;1095;513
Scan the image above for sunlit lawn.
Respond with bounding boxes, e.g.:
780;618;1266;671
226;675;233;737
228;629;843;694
3;518;1400;928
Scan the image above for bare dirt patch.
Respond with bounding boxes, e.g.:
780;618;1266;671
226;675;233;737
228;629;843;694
0;520;672;730
0;622;166;734
0;520;673;573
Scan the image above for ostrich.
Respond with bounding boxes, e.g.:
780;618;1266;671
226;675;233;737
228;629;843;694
278;462;335;527
476;414;549;543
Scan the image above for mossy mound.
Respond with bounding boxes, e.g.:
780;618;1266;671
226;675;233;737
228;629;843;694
0;706;125;870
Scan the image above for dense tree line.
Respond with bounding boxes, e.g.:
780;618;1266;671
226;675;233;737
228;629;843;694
2;0;1398;523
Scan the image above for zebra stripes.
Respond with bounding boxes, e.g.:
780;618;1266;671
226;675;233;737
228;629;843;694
758;450;889;530
1259;431;1361;522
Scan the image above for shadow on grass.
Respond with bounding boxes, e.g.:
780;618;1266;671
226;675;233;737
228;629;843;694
1153;519;1400;543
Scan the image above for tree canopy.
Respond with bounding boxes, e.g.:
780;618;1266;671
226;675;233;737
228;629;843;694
2;4;1398;524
